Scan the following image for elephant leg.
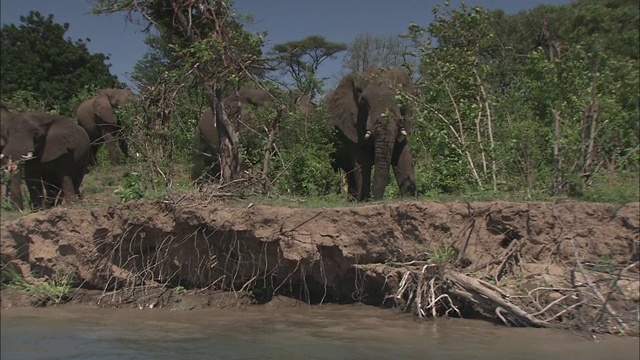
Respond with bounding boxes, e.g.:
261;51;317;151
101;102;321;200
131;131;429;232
392;141;417;197
8;167;23;210
345;166;360;201
191;155;206;184
45;180;62;208
60;175;78;205
358;162;373;201
25;176;45;210
117;129;130;159
89;144;100;167
355;144;374;201
102;131;120;166
334;148;363;201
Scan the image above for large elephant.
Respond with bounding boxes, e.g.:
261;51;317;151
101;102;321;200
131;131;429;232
1;100;15;151
76;88;134;166
1;112;90;210
327;66;417;201
190;87;316;183
1;101;16;202
191;107;221;183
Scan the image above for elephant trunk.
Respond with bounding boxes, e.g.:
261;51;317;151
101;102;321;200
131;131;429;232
372;135;394;200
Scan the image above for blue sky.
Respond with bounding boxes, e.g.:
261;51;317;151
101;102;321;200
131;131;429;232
1;0;572;89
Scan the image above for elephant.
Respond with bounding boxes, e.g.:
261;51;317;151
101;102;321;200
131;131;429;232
190;87;316;183
1;100;15;151
1;101;16;202
224;87;315;124
191;107;221;183
327;66;417;201
1;112;90;210
76;88;134;166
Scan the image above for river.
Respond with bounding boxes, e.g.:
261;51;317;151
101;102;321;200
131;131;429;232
1;304;638;360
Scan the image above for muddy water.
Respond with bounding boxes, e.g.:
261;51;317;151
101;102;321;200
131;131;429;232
1;305;638;360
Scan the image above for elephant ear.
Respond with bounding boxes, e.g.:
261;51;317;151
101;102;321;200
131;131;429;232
389;68;415;135
327;73;361;143
93;94;117;124
399;81;415;136
40;117;80;163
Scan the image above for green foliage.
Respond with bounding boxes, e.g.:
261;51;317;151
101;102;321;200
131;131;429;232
2;266;75;304
114;172;145;203
578;172;640;203
404;0;638;197
173;285;187;295
273;142;339;197
0;11;119;115
79;0;637;204
430;245;457;264
269;101;341;197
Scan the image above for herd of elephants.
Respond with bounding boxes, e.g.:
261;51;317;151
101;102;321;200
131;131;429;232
0;66;418;210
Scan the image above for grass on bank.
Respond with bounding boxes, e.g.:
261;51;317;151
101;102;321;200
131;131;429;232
1;265;75;304
1;155;638;222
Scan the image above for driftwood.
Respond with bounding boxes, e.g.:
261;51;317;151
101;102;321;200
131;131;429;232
444;270;548;327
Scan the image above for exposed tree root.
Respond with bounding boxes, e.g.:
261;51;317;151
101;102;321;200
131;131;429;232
382;254;638;335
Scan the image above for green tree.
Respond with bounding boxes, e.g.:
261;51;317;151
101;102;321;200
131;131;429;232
405;0;638;196
0;11;119;115
271;35;346;98
92;0;265;182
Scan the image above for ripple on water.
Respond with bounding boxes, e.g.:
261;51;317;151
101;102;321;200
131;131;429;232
1;306;639;360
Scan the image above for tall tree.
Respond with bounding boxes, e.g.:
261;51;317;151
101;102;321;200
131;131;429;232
342;33;409;73
271;35;346;98
0;11;119;115
406;0;638;195
92;0;265;182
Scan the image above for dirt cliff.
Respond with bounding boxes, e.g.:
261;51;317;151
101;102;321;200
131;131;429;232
1;200;638;333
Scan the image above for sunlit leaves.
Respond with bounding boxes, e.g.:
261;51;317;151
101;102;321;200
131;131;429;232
0;11;119;115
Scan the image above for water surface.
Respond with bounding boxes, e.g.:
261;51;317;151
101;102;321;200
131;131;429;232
1;305;638;360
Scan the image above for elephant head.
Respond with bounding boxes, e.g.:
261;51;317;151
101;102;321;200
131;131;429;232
1;112;91;209
76;88;135;166
290;92;316;120
328;67;417;201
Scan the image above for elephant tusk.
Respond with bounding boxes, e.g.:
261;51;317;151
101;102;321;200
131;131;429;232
400;128;408;136
364;131;372;140
22;151;34;160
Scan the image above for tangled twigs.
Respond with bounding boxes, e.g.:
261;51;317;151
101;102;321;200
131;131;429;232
444;270;548;327
571;239;631;334
392;264;461;318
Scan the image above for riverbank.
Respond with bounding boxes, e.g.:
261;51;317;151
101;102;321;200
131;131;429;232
1;199;638;335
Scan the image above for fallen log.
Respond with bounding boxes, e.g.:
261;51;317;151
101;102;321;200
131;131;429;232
444;270;548;327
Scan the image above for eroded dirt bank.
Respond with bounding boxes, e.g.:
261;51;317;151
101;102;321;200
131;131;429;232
1;200;638;334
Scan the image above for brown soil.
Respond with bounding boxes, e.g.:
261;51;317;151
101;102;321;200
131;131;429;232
1;199;638;334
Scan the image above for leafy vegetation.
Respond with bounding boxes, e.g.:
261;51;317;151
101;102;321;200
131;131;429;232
0;11;119;115
1;265;75;304
0;0;637;214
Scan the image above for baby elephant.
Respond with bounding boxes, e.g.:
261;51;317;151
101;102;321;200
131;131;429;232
1;112;90;210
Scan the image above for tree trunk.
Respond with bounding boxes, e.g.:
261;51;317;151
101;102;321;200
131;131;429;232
261;106;285;194
552;109;563;194
208;86;242;183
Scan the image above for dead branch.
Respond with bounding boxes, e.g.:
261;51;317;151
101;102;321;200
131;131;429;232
444;270;548;327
